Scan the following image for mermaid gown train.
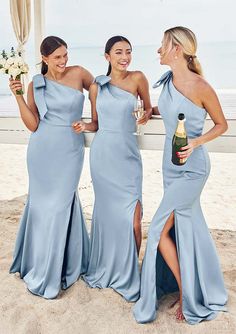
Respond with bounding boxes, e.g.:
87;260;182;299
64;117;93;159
133;71;228;324
10;74;89;299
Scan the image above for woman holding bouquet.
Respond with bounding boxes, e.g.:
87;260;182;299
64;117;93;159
133;26;228;324
9;36;93;299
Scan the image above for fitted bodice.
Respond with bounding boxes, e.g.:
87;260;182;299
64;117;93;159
33;74;85;126
95;75;137;133
154;71;207;140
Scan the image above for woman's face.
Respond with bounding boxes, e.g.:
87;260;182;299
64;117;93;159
105;41;132;73
43;45;68;73
158;36;177;65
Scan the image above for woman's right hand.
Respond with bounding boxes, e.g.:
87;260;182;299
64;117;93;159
152;106;160;115
9;77;23;97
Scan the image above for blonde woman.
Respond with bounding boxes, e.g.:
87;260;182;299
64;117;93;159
133;26;228;324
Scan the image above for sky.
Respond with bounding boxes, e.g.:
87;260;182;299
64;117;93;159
0;0;236;50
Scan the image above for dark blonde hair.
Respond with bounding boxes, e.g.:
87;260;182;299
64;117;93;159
164;26;203;76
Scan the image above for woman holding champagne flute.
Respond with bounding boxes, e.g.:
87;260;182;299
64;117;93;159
73;35;152;301
133;26;228;324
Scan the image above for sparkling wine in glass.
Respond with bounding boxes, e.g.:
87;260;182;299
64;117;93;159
133;99;145;135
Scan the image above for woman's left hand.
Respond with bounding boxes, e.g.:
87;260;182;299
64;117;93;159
72;121;86;133
177;139;198;160
137;110;152;125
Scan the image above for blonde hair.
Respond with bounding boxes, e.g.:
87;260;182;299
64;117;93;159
164;26;203;76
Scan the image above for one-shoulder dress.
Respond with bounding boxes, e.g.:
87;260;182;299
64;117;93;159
10;74;89;299
83;75;142;301
133;71;227;324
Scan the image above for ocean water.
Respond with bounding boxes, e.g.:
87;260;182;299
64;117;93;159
0;41;236;96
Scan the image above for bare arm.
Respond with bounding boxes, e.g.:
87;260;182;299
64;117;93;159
197;84;228;143
81;66;94;91
179;82;228;159
135;71;152;124
152;106;160;115
9;79;39;132
72;83;98;133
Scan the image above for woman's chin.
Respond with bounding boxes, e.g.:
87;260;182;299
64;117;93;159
56;66;66;73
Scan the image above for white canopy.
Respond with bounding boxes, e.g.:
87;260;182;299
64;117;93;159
10;0;44;70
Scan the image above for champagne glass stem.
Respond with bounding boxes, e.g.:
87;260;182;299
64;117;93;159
136;123;141;135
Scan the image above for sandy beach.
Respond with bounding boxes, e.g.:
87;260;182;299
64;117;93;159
1;0;236;331
0;144;236;333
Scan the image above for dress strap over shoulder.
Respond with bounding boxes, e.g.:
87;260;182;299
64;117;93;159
94;75;111;87
33;74;48;120
153;70;172;89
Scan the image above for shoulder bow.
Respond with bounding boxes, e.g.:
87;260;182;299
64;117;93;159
33;74;48;120
153;70;173;89
94;75;111;86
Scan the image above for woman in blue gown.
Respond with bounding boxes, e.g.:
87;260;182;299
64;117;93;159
73;36;152;301
9;36;93;299
133;27;228;324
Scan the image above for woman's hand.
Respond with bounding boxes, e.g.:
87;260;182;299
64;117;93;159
9;77;23;97
152;106;160;115
72;121;86;133
177;139;199;160
137;110;152;125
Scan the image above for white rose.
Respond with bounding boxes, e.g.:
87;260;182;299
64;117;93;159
0;68;7;74
14;56;24;66
0;58;6;66
6;57;15;65
21;64;29;73
4;62;10;70
8;66;21;79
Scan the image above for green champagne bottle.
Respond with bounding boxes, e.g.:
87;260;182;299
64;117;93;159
172;113;188;165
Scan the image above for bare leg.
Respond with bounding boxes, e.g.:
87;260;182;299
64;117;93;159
133;201;142;255
158;212;184;320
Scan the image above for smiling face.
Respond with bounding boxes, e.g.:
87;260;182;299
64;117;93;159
42;45;68;73
105;41;132;73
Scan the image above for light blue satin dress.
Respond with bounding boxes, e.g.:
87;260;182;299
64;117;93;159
83;75;142;301
10;74;89;299
133;71;228;324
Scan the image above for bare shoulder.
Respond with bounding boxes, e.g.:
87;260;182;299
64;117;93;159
65;65;83;75
65;65;93;87
194;76;217;99
129;70;146;82
66;65;82;72
67;65;91;75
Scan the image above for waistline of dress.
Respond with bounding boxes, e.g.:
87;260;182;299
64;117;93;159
40;119;79;128
97;128;134;134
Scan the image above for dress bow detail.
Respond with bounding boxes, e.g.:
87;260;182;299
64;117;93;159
95;75;111;86
33;74;48;120
153;70;173;89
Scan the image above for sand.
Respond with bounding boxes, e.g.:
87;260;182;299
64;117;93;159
0;144;236;334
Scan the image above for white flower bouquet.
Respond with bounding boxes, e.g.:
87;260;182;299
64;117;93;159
0;47;29;95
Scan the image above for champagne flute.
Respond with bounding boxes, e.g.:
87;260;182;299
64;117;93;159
133;99;145;136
